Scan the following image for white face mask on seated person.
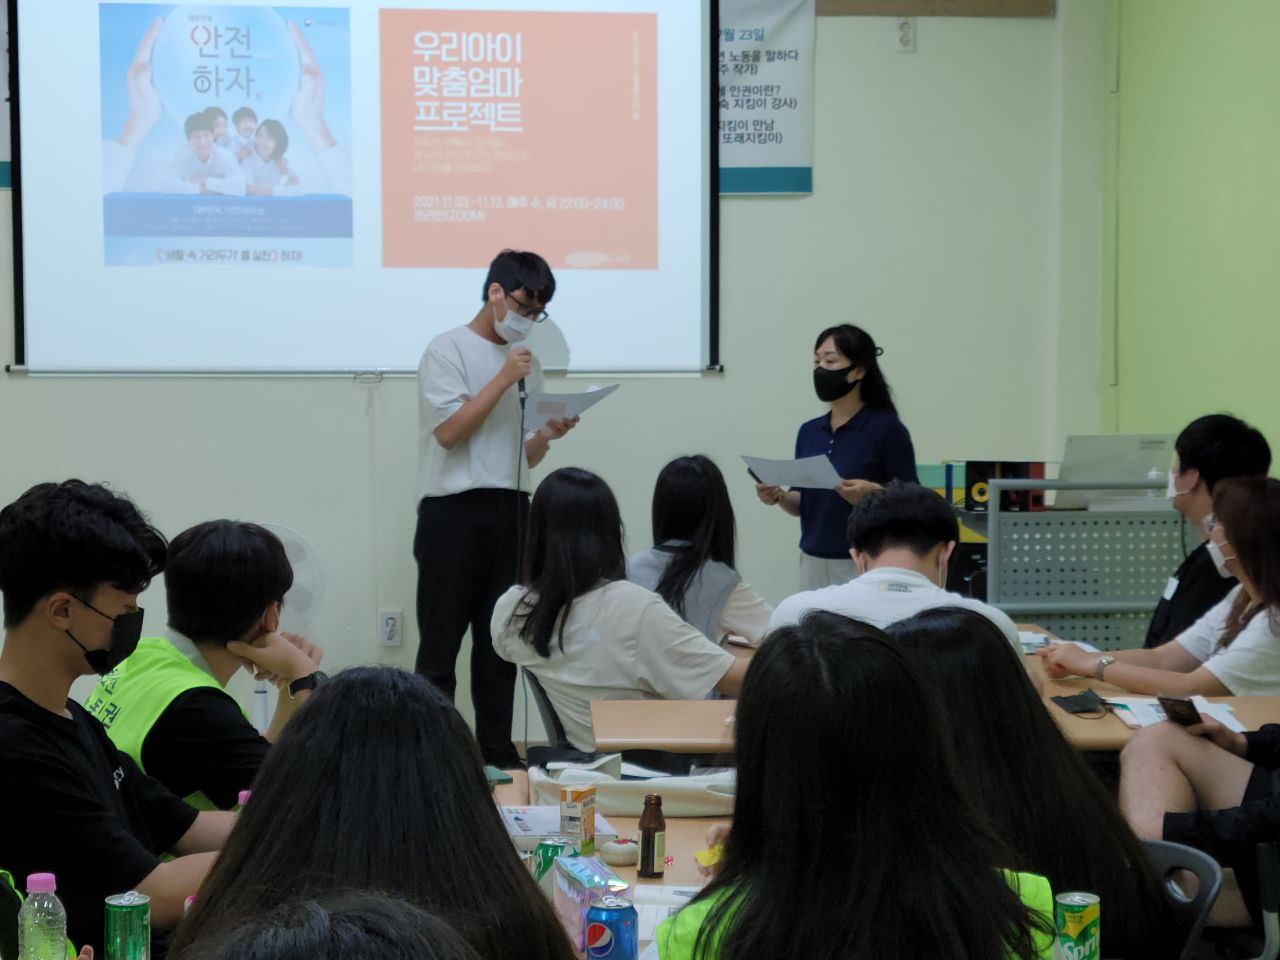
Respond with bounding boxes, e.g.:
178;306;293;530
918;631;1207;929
1203;514;1237;580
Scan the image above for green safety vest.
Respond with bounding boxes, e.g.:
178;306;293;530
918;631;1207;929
84;637;245;811
1;868;77;959
654;870;1056;960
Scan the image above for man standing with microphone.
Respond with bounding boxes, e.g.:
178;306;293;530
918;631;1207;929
415;249;575;768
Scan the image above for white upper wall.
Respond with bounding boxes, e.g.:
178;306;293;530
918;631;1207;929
0;6;1105;728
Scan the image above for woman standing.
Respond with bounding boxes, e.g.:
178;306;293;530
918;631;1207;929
757;325;917;590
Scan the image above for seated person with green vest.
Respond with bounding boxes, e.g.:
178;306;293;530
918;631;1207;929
652;612;1054;960
0;481;234;957
86;520;325;811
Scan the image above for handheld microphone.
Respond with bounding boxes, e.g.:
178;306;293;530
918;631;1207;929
517;376;527;406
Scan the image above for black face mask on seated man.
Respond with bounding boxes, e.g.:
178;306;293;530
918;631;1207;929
65;598;145;675
813;365;861;403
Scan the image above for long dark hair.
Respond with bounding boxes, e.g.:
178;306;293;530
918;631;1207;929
179;892;481;960
514;468;625;657
650;455;736;617
689;612;1050;960
1213;476;1280;645
889;608;1174;959
167;668;575;960
813;324;897;415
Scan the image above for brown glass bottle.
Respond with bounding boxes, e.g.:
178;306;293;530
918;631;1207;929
637;793;667;879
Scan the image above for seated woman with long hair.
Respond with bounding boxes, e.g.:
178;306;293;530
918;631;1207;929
627;455;772;646
655;612;1054;960
1037;476;1280;695
167;667;574;960
492;468;746;753
890;607;1174;959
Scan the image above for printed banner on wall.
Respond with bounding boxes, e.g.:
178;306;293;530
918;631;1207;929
2;3;11;188
718;0;815;195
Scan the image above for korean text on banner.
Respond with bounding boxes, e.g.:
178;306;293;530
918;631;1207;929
718;0;814;195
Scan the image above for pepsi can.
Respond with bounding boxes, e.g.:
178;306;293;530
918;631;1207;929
584;895;638;959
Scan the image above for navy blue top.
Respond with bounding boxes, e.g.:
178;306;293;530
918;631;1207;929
794;407;918;558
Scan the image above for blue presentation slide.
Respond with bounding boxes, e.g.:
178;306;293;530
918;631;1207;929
99;4;353;267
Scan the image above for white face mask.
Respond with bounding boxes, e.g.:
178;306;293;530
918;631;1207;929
1166;472;1188;500
493;301;534;343
1206;539;1237;579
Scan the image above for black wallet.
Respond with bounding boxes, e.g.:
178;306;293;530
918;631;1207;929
1051;689;1109;716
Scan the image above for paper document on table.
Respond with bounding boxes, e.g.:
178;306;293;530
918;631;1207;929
500;805;617;843
525;384;619;431
741;455;841;490
1019;632;1099;654
631;885;701;942
1105;696;1245;732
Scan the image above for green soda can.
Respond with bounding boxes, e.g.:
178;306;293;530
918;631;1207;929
532;838;576;882
1053;892;1100;960
104;890;150;960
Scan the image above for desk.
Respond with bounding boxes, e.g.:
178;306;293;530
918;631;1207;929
1029;655;1280;750
493;769;722;948
589;663;1280;755
591;700;735;754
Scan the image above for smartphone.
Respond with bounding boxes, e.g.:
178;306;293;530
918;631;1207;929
1157;695;1203;727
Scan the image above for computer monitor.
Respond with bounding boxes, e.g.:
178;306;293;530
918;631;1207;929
1053;434;1174;510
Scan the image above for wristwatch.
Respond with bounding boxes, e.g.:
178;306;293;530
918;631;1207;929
288;670;328;699
1094;656;1115;681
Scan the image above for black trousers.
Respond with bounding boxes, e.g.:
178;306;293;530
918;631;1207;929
414;489;528;767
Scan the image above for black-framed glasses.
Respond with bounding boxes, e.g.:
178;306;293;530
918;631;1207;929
506;292;549;323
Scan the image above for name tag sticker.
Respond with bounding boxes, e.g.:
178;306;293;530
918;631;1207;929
1163;576;1179;601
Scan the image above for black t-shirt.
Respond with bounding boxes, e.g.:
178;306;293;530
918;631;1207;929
1143;542;1236;648
141;687;270;810
0;682;197;955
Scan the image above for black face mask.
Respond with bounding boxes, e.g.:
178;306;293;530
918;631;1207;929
813;365;861;403
66;599;145;676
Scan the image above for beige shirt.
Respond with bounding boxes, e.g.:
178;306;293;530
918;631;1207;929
491;580;735;752
717;582;774;645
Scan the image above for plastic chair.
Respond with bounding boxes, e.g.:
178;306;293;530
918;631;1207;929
521;668;596;766
521;669;695;776
1143;838;1224;960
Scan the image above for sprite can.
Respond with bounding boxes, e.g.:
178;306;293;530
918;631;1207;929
532;838;576;882
1053;892;1100;960
104;890;150;960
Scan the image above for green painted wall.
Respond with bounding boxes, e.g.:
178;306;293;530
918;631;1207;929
1108;0;1280;449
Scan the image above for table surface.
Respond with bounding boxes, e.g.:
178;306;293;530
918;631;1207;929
494;772;723;948
590;651;1280;754
494;772;721;888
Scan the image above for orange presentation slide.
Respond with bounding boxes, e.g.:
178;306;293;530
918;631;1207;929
380;10;658;270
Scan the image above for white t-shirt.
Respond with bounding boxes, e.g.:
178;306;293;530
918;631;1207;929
490;580;736;753
418;326;544;499
768;566;1021;650
163;144;246;196
1175;586;1280;695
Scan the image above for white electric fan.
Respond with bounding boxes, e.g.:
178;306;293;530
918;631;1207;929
255;524;326;731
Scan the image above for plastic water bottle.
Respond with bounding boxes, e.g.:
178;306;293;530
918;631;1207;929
18;873;66;960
